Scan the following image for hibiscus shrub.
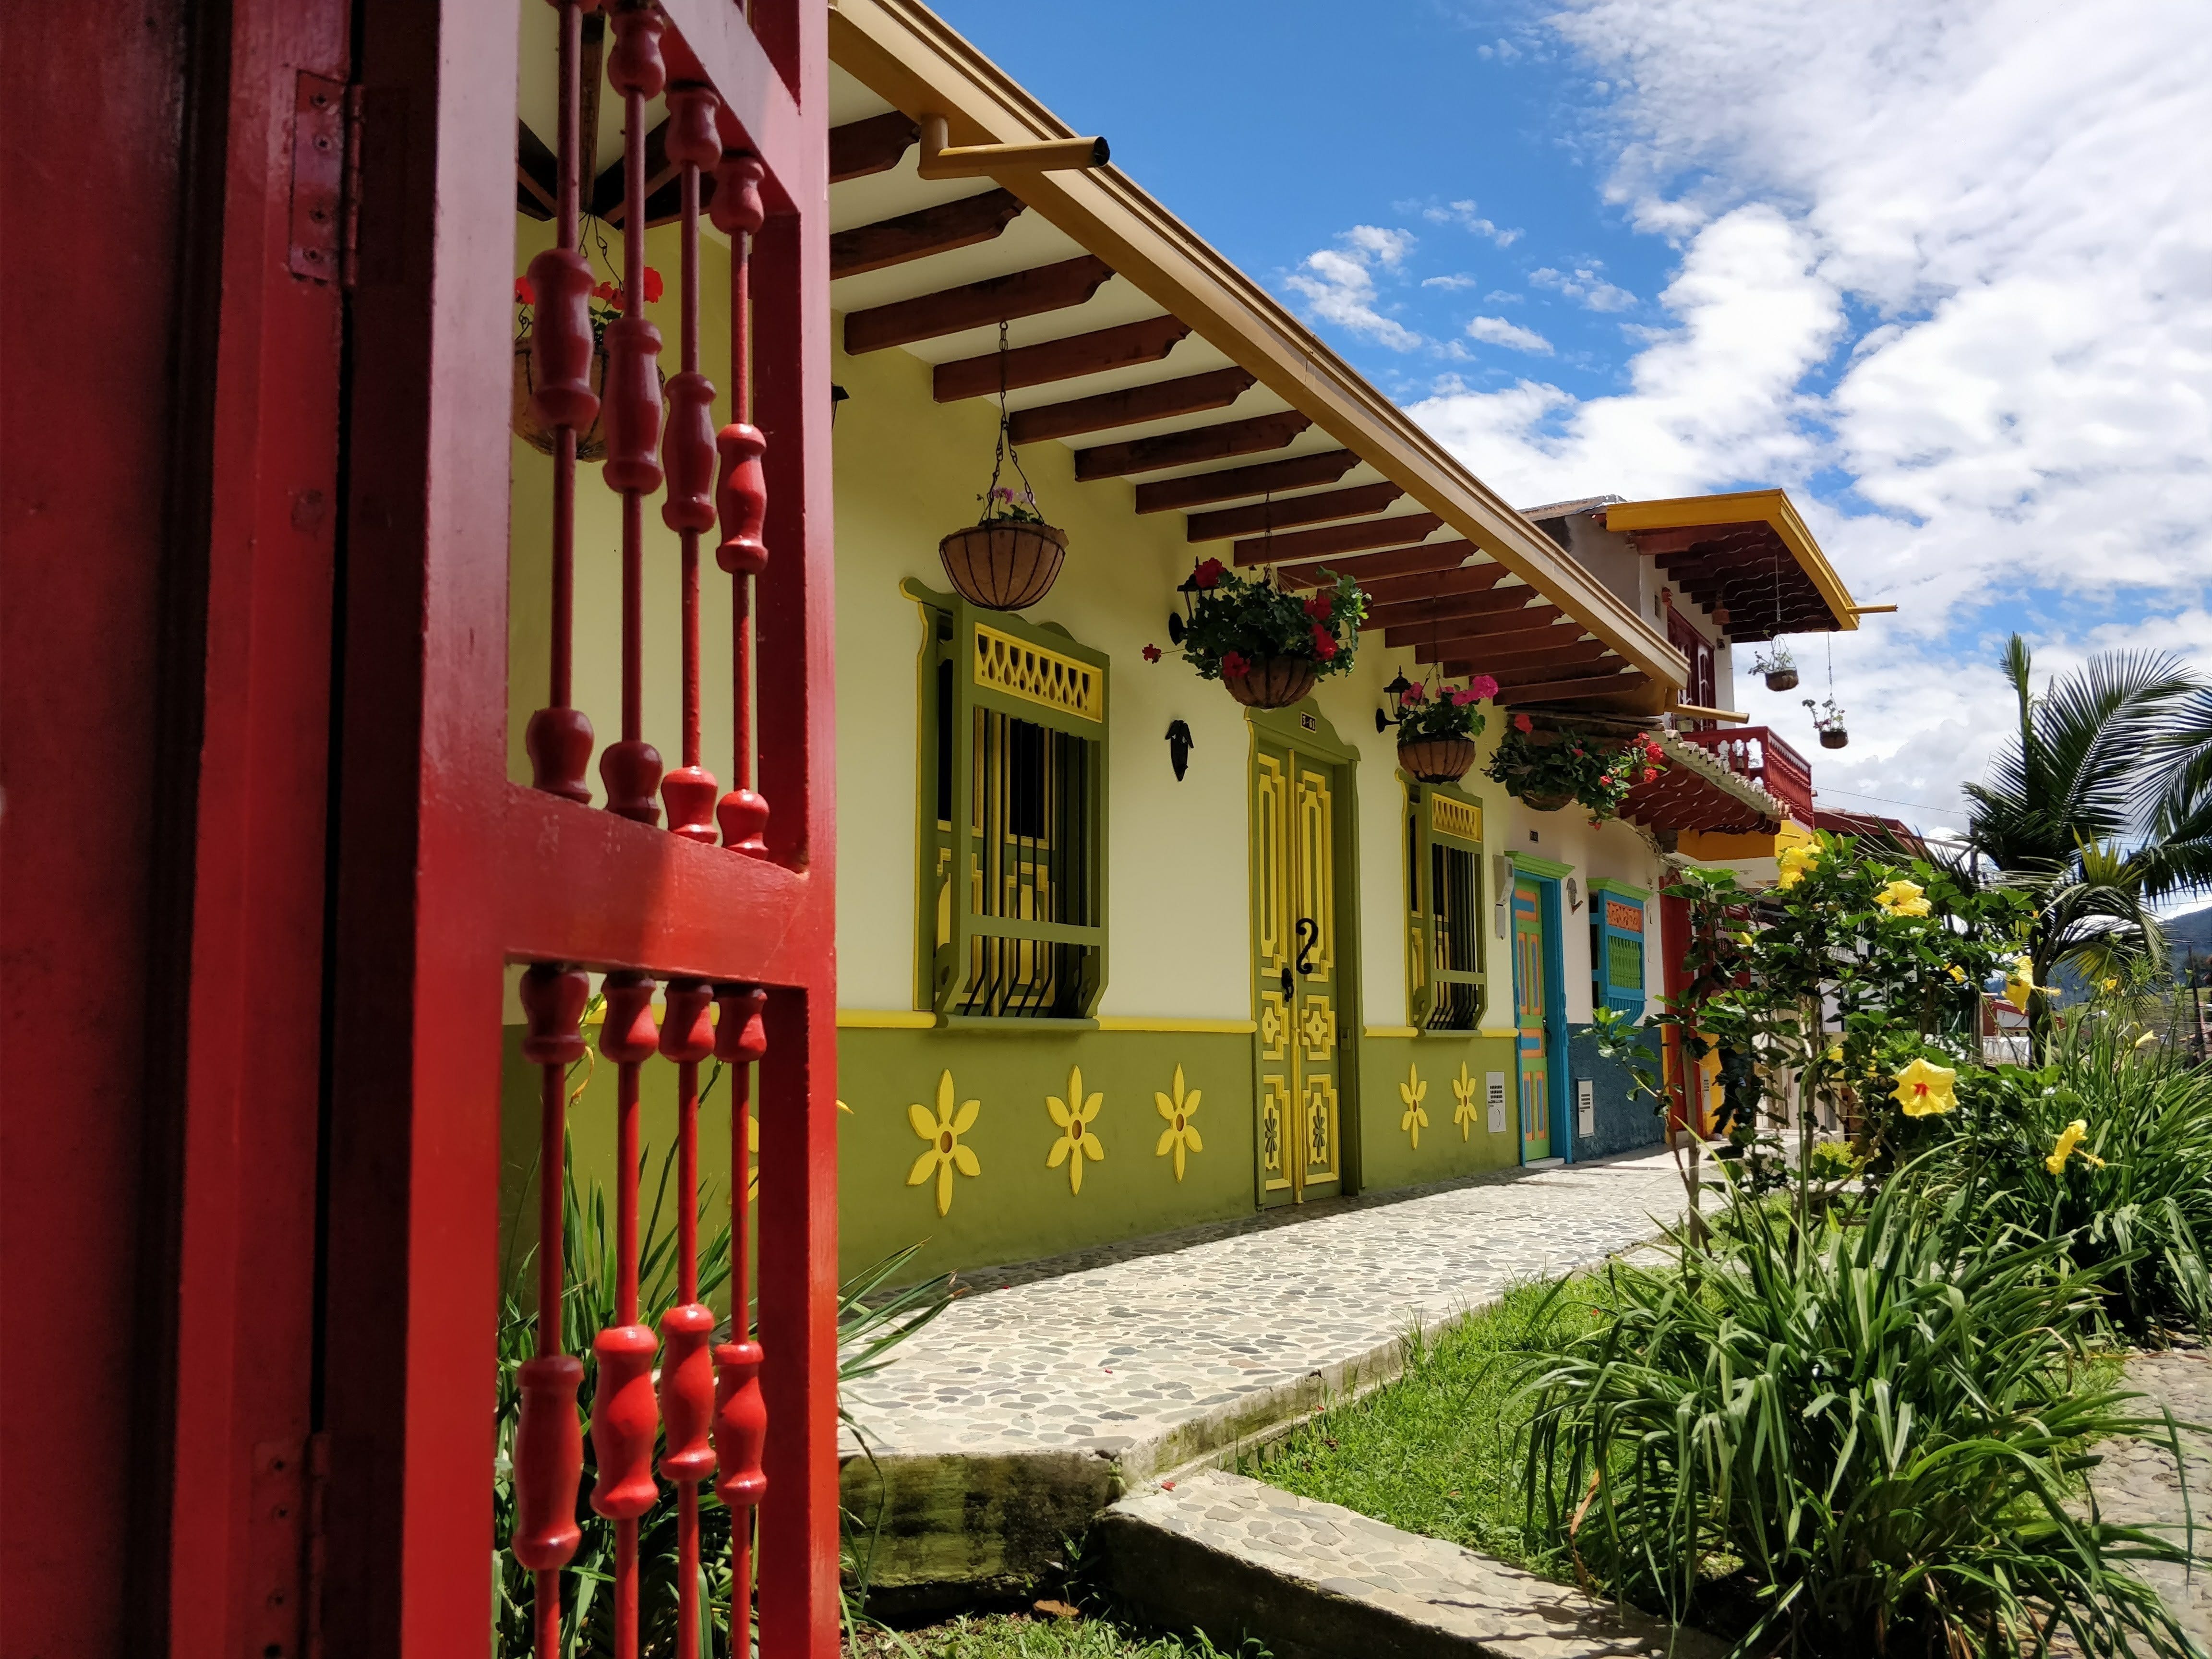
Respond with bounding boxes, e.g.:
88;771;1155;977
1153;559;1368;682
1485;718;1664;819
1395;673;1501;741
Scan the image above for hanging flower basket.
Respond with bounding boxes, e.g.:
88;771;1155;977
1486;716;1666;820
1765;667;1800;693
1752;642;1798;693
1520;786;1578;813
939;519;1066;611
1820;726;1850;750
1221;655;1320;709
1398;735;1478;784
512;340;611;460
1803;695;1849;751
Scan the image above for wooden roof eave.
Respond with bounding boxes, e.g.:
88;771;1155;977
1605;490;1860;634
828;0;1687;715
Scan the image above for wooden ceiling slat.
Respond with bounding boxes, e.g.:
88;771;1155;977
1391;613;1576;650
1276;540;1474;589
1074;410;1310;480
1132;450;1358;513
1410;622;1578;662
1008;367;1256;445
591;117;676;223
933;316;1193;403
830;188;1027;279
1364;587;1539;631
830;111;919;183
1186;481;1404;542
1441;641;1611;674
1358;563;1508;610
1495;671;1651;706
844;255;1116;354
517;121;556;220
1231;512;1442;568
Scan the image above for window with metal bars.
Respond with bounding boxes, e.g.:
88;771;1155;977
1405;783;1485;1030
916;586;1106;1019
1589;882;1649;1016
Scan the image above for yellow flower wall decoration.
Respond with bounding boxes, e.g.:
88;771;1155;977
2045;1118;2105;1175
1892;1057;1957;1117
1873;878;1931;917
1046;1065;1106;1194
1154;1064;1203;1180
1399;1063;1430;1148
1451;1064;1479;1140
906;1070;981;1215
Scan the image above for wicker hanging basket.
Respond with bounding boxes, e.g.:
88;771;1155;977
1221;657;1319;709
512;339;610;461
1819;727;1850;750
1397;736;1477;784
1764;668;1800;692
938;521;1067;611
1520;786;1577;812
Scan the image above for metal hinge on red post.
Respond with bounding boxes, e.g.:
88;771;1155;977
289;71;364;289
247;1431;333;1659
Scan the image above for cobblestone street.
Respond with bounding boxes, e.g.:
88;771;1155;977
2088;1346;2212;1649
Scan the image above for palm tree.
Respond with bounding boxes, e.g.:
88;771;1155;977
1963;635;2205;1053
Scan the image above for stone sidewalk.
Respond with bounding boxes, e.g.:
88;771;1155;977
841;1147;1697;1605
2083;1346;2212;1650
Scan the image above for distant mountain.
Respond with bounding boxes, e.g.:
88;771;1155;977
2171;904;2212;982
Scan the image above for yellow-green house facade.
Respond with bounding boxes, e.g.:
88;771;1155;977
498;0;1866;1290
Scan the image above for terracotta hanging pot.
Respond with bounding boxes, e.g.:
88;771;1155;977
1398;736;1477;784
1221;656;1319;709
1764;668;1800;692
1820;728;1850;750
513;339;611;461
938;521;1067;611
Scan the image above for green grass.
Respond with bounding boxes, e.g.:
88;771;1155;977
850;1612;1260;1659
1235;1278;1603;1570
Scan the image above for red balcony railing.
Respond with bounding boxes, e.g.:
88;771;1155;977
1675;725;1814;823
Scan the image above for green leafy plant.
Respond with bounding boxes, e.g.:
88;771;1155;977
1151;558;1367;681
1520;1170;2203;1657
1484;716;1664;819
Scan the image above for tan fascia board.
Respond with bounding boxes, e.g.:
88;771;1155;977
1605;489;1860;633
828;0;1687;713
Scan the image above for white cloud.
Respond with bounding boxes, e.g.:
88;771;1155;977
1422;199;1524;247
1285;227;1425;350
1422;273;1479;290
1530;264;1638;311
1465;315;1555;354
1397;1;2212;822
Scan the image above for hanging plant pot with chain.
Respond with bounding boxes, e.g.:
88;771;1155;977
938;322;1068;611
511;261;664;463
1146;553;1369;711
1379;670;1501;783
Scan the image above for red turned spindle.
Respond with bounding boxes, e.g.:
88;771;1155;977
512;1355;588;1568
712;1338;769;1510
600;314;665;496
713;422;768;578
708;150;765;241
528;706;596;805
660;978;716;1064
662;766;719;843
718;783;769;857
713;984;768;1067
527;247;599;434
600;735;663;826
660;1304;717;1483
604;0;663;98
519;962;591;1068
589;1323;661;1520
662;369;719;537
598;969;660;1065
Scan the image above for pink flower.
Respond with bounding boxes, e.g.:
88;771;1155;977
1402;682;1426;704
514;275;536;306
1142;644;1163;663
1221;649;1250;678
1450;687;1481;707
1466;674;1499;701
1513;713;1533;733
1303;591;1334;621
641;266;664;302
1311;625;1339;661
1192;558;1226;589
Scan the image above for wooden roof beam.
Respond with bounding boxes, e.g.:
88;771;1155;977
1231;512;1443;568
1008;367;1255;445
1133;449;1358;513
591;117;677;223
1495;671;1652;706
1425;640;1611;674
517;120;556;220
1185;481;1404;542
843;254;1115;353
933;316;1192;402
1359;563;1508;610
1074;410;1310;481
1391;611;1572;650
1363;586;1539;631
830;110;919;182
1277;540;1475;589
830;188;1027;279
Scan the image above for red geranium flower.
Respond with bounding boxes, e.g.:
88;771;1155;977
641;266;664;302
1641;767;1659;783
1303;590;1333;621
1220;649;1250;677
1450;686;1482;707
592;280;617;303
1311;625;1338;661
1513;713;1534;733
1466;674;1499;701
1142;643;1163;663
514;275;536;306
1402;682;1425;704
1192;557;1226;589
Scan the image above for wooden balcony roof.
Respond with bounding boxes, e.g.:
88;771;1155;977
1601;489;1862;645
822;0;1690;714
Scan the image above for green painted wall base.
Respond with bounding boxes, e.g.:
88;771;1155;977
1354;1033;1523;1185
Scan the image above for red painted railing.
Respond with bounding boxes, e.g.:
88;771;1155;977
1674;726;1814;823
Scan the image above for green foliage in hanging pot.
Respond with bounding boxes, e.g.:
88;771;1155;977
1145;559;1368;709
1752;640;1798;692
1389;672;1498;783
1804;694;1849;749
1486;715;1665;818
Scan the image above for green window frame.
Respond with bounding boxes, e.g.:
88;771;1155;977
1404;781;1486;1030
1588;877;1648;1016
907;581;1108;1021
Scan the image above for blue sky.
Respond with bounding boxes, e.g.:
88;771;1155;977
932;0;2212;841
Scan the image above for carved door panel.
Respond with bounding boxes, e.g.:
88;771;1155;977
1253;738;1345;1204
1514;878;1553;1160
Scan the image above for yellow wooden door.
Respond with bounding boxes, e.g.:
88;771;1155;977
1253;737;1343;1204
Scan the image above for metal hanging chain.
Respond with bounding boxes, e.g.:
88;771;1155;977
980;319;1040;523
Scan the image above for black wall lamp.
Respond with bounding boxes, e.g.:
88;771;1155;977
1374;670;1417;734
1165;719;1194;781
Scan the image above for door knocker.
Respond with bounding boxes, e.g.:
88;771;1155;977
1294;917;1319;976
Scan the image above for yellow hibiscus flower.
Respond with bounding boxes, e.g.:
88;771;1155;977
2045;1119;2105;1175
1873;878;1931;917
1947;964;1967;983
1892;1057;1957;1117
1776;843;1821;890
2003;954;2045;1013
